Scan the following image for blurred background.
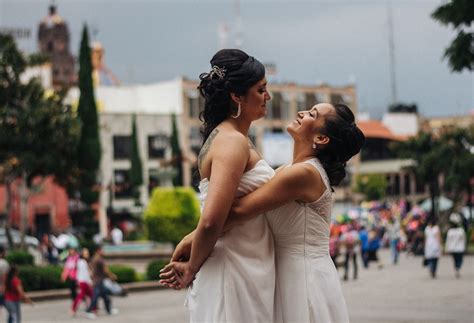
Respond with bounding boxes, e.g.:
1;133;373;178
0;0;472;322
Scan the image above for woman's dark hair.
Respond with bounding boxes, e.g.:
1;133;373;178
6;265;18;293
316;103;365;187
198;49;265;143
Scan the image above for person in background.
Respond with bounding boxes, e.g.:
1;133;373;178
387;217;401;264
424;217;442;279
329;232;341;269
0;246;10;317
86;246;118;319
445;213;466;279
4;265;33;323
341;225;359;280
359;225;369;268
61;247;79;302
368;228;383;269
71;248;93;316
111;226;123;245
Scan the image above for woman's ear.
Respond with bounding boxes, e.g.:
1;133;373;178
314;134;330;146
230;92;241;105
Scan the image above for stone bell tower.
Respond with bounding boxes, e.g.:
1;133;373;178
38;4;76;88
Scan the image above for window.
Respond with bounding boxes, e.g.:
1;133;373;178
148;169;160;195
268;92;282;120
297;93;306;112
148;134;168;159
187;89;203;119
189;127;202;155
330;93;345;105
113;136;131;159
267;92;291;120
114;169;132;199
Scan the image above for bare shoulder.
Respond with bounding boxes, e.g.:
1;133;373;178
279;162;324;188
212;129;249;157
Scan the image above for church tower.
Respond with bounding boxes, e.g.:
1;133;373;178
38;5;76;88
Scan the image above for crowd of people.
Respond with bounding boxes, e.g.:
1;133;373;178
61;245;120;319
329;199;469;280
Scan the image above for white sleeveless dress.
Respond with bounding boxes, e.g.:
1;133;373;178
266;158;350;323
186;159;276;323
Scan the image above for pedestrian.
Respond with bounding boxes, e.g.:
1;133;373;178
368;228;383;269
71;248;93;316
4;265;33;323
341;225;359;280
445;213;466;278
61;247;79;302
111;226;123;245
387;217;401;264
329;232;341;269
86;246;118;319
423;217;442;278
359;225;369;268
0;246;10;317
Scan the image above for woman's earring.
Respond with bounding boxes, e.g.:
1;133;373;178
231;103;241;119
312;143;317;150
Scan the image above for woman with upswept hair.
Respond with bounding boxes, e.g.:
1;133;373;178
162;49;275;322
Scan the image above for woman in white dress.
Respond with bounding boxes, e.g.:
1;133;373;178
163;103;365;323
161;49;275;323
424;217;442;278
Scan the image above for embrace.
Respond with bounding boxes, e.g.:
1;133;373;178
160;49;365;323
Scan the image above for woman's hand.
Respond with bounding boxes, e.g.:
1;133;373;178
159;261;196;290
171;234;193;262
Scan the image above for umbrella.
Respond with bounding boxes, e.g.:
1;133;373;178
420;196;453;212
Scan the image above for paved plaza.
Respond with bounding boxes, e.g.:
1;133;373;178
23;250;474;323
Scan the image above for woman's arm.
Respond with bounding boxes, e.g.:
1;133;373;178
17;281;33;305
224;163;325;230
161;132;250;287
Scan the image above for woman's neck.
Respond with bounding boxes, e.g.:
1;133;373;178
292;140;314;164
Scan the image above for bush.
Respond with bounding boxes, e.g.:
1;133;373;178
146;260;168;281
6;250;34;266
108;264;136;283
18;265;65;291
144;187;200;245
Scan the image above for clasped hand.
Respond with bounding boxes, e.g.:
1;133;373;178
159;234;195;289
159;261;195;290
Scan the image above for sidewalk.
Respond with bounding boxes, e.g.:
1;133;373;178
27;281;165;302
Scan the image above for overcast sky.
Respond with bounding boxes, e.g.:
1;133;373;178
1;0;472;118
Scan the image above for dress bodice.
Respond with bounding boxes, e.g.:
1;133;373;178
199;159;275;204
266;158;332;258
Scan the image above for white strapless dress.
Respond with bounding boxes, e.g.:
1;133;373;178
266;158;350;323
186;159;276;323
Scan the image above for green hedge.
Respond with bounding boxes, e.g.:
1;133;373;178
19;265;66;291
6;250;34;266
108;264;136;283
144;187;200;245
146;260;168;281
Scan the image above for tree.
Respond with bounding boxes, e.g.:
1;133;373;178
129;114;143;205
393;133;449;219
441;126;474;221
74;25;102;237
0;34;80;247
431;0;474;72
170;114;183;186
355;174;388;201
